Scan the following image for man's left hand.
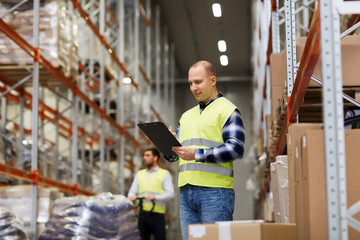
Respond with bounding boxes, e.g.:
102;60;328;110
172;146;195;160
145;195;155;201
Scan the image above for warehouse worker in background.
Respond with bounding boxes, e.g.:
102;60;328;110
166;60;245;240
128;147;175;240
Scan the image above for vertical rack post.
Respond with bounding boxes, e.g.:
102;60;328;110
55;86;60;181
283;0;297;133
134;0;140;171
284;0;296;99
302;0;311;31
79;17;87;189
68;90;72;179
271;0;281;53
30;0;40;238
117;0;125;195
163;27;169;122
319;0;348;239
39;88;44;145
0;97;6;131
19;90;24;177
72;93;79;186
99;0;106;192
88;13;95;192
170;43;175;125
155;6;161;111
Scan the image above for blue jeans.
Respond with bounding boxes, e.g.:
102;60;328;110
179;184;235;240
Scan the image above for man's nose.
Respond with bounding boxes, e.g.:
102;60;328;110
190;84;197;91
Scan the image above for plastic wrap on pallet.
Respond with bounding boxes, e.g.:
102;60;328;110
38;192;140;240
270;155;289;223
270;162;281;222
0;185;64;236
0;206;30;240
0;0;79;78
0;131;20;185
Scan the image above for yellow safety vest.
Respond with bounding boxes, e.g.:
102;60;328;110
178;97;237;189
138;167;167;214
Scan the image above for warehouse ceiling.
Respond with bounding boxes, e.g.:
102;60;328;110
154;0;253;82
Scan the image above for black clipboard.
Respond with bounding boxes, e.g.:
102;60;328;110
137;122;181;157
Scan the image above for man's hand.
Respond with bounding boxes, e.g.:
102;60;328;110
128;195;137;201
145;195;156;201
172;146;195;160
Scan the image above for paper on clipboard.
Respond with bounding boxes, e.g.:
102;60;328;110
137;122;181;157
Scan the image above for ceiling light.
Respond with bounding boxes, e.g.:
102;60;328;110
220;55;228;66
212;3;222;17
218;40;227;52
123;77;131;84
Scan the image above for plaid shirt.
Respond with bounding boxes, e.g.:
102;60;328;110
166;93;245;163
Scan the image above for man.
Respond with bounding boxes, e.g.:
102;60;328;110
169;60;245;240
128;148;175;240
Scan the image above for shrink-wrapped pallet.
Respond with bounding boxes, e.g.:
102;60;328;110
0;0;79;78
0;185;64;236
39;192;140;240
0;206;29;239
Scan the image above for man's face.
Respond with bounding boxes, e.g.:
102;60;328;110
188;65;216;104
143;150;157;168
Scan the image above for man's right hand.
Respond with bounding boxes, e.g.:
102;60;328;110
128;195;137;201
172;146;195;160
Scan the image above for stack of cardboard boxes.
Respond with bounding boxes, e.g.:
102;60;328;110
268;35;360;239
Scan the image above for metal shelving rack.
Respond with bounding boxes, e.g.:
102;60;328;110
254;0;360;239
0;0;175;238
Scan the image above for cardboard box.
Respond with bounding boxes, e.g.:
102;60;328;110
286;123;323;224
270;53;284;88
257;129;264;157
271;86;283;122
188;221;296;240
296;35;360;87
300;129;360;240
263;196;274;222
266;114;272;151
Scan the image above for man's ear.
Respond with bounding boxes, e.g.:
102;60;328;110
211;75;217;86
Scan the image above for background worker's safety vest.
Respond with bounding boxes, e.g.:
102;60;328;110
138;167;167;214
178;97;238;189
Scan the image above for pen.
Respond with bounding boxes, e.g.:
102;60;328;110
168;124;171;132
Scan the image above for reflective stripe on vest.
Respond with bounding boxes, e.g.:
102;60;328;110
179;163;234;177
181;138;223;148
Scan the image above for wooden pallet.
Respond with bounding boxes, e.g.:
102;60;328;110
267;86;360;162
299;86;360;122
0;64;77;86
274;86;360;123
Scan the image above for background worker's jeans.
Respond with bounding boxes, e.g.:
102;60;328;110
179;184;235;240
